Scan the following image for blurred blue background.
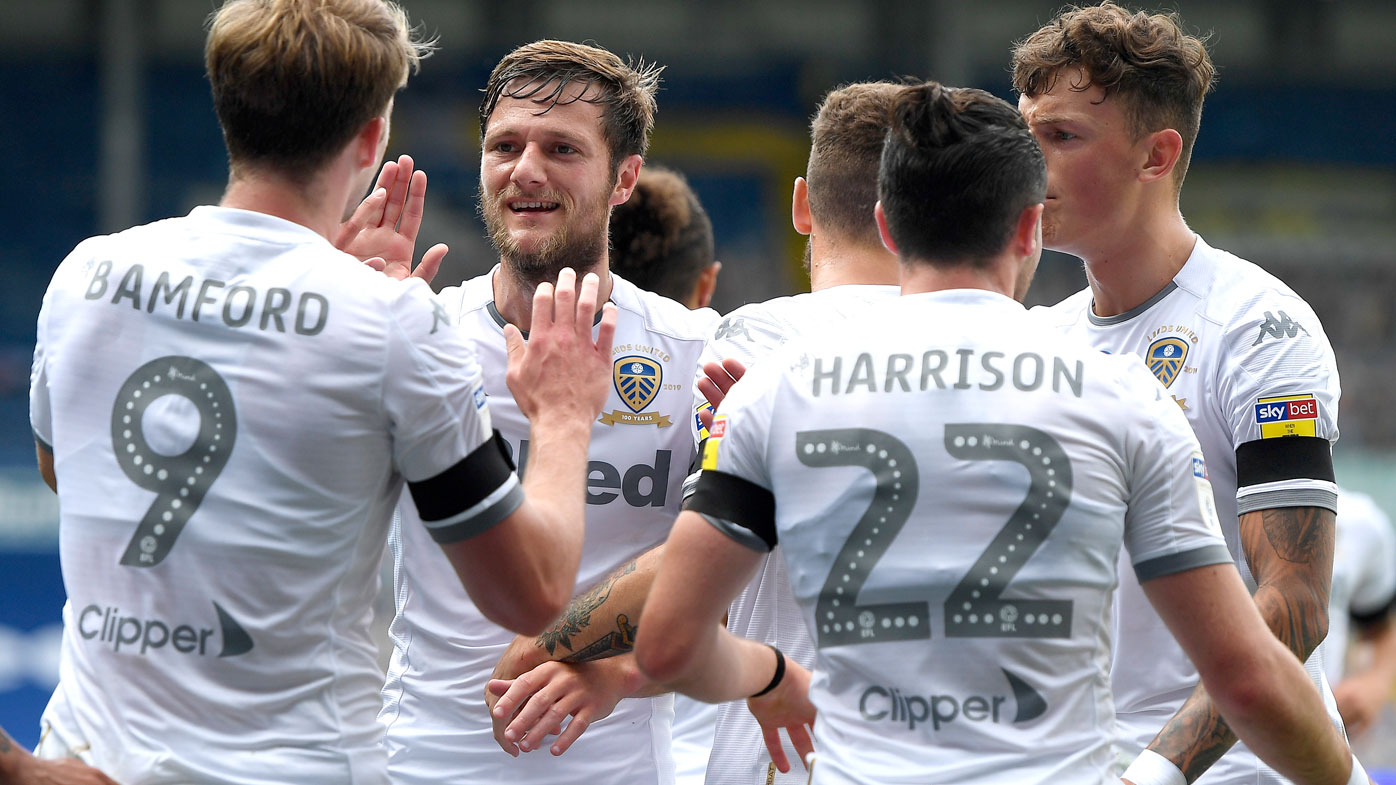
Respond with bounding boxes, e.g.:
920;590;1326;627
2;0;1394;762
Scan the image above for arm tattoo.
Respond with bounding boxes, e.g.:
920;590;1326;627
536;559;638;657
1149;686;1237;782
559;614;637;663
1260;506;1328;563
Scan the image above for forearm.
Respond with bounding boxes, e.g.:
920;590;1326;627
535;548;663;663
663;629;779;704
0;726;33;785
516;416;594;582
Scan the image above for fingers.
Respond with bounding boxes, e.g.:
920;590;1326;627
703;360;741;395
594;302;618;359
697;377;723;412
573;270;599;338
398;168;429;240
334;188;387;251
762;725;791;773
412;243;448;285
789;723;815;770
362;257;387;273
698;407;715;431
383;155;414;229
552;268;579;333
549;710;592;756
531;281;556;332
722;357;748;383
503;324;525;364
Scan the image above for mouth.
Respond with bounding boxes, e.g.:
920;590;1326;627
508;199;561;215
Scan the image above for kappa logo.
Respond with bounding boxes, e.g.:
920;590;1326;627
713;316;753;343
858;668;1047;732
1146;336;1189;387
429;300;451;334
1252;310;1309;346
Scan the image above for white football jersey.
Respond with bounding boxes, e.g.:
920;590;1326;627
28;206;512;785
694;285;899;785
1038;236;1343;784
380;269;715;785
1323;488;1396;683
692;289;1232;785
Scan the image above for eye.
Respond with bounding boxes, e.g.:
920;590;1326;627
555;143;576;155
1053;130;1077;142
493;141;517;154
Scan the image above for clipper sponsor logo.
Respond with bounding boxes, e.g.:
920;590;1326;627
1254;394;1318;438
858;669;1046;732
78;601;253;658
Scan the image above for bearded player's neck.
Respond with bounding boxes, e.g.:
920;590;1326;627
492;251;614;335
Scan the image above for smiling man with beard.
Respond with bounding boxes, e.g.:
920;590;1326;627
377;40;718;785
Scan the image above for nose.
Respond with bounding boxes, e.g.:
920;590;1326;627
510;141;547;190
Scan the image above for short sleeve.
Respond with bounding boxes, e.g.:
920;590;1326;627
1347;496;1396;616
30;327;51;451
384;281;521;542
687;358;783;552
29;239;95;452
1118;362;1234;582
1218;294;1340;514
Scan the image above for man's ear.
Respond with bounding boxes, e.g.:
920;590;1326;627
792;177;812;236
354;116;388;170
874;201;899;256
690;261;721;309
1139;128;1184;185
1013;202;1045;258
610;154;644;206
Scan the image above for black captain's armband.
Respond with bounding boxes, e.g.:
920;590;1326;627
688;470;777;551
410;430;516;526
1235;436;1334;487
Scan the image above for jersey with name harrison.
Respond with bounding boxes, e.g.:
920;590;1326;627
692;289;1231;785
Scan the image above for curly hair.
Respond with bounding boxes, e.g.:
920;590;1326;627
1012;1;1215;184
480;40;663;169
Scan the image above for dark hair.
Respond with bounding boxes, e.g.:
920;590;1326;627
806;82;903;247
609;165;714;303
878;82;1046;265
206;0;430;182
1012;1;1215;185
480;40;663;169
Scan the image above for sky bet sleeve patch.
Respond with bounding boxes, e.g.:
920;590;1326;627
1254;394;1319;438
701;414;727;471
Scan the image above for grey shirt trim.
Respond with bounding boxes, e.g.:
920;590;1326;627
1134;543;1235;583
701;513;771;553
1087;282;1178;326
1236;487;1339;515
424;477;525;544
33;430;52;454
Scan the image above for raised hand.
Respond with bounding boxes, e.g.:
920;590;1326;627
747;660;816;773
695;358;747;430
504;269;617;425
334;154;448;283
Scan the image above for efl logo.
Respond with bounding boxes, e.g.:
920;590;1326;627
1254;395;1318;439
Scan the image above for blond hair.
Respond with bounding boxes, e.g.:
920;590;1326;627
206;0;433;180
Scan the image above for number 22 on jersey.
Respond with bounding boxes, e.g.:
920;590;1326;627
798;424;1073;648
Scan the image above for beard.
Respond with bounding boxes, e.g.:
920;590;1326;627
480;181;612;290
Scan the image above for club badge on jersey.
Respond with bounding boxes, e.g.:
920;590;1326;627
1146;336;1189;387
600;354;673;427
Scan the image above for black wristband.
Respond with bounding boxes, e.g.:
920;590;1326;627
751;644;785;698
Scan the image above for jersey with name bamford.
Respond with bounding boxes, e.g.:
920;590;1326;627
28;206;502;785
1037;236;1343;780
695;285;898;785
380;269;716;785
699;289;1230;785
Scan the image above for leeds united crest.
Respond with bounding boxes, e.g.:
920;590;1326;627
600;355;672;426
1146;336;1189;387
